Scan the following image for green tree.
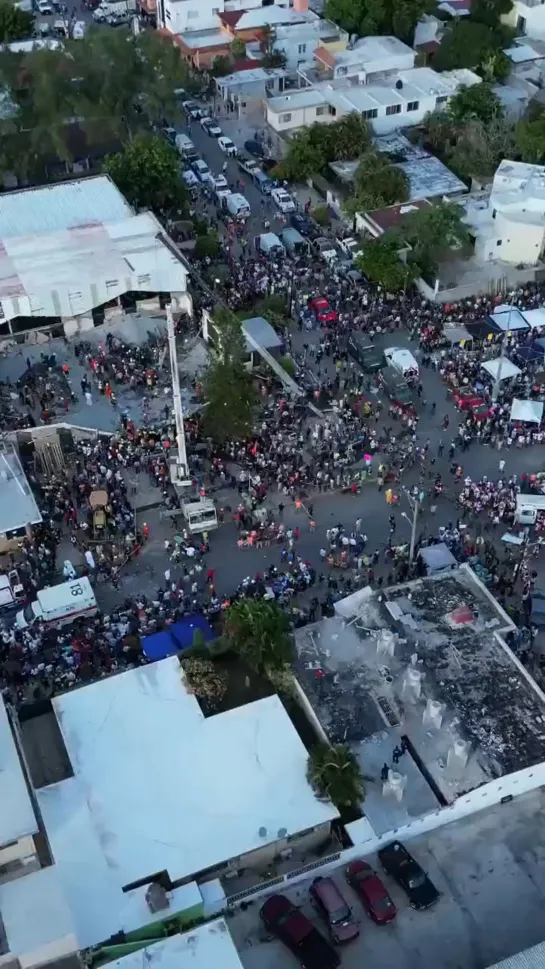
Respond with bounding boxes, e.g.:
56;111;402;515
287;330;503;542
277;112;369;181
356;236;414;292
328;112;370;160
515;115;545;164
210;54;232;76
312;204;331;225
448;117;515;180
447;83;503;126
434;19;511;78
230;36;246;60
405;201;469;272
307;744;364;808
202;308;257;443
194;229;221;260
224;599;294;673
0;0;33;42
344;149;409;215
471;0;512;28
324;0;433;41
260;24;287;68
104;133;187;216
244;293;289;330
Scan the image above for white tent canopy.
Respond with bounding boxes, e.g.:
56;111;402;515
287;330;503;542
510;398;544;424
481;357;521;381
490;307;529;332
521;307;545;330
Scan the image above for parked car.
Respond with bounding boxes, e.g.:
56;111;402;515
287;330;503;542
244;138;264;157
200;116;222;137
37;0;53;13
212;174;230;199
347;334;384;373
290;212;320;240
238;154;260;177
272;187;296;213
182;100;205;119
310;876;360;944
182;169;199;188
253;169;273;195
218;136;237;156
337;236;361;261
452;388;488;412
191;159;211;183
346;861;396;924
312;237;338;265
378;841;440;910
308;296;338;324
260;894;340;969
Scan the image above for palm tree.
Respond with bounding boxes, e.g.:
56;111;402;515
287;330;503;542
307;744;364;808
224;599;294;673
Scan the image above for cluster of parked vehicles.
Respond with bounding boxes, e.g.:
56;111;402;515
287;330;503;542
261;842;439;968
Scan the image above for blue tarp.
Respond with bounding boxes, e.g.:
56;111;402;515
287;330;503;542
142;615;215;661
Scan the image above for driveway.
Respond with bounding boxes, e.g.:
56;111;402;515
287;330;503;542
228;788;545;969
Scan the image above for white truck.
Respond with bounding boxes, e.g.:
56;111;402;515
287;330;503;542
0;571;25;610
93;0;136;21
16;577;98;629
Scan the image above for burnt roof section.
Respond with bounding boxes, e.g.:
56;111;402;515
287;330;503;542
295;567;545;801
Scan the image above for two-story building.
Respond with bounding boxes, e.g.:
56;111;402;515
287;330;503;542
266;65;481;136
313;34;416;81
503;0;545;41
157;0;290;38
463;158;545;265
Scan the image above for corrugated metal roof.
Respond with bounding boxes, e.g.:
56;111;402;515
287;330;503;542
488;943;545;969
0;175;133;239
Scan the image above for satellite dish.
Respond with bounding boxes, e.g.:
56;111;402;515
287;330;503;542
277;827;288;839
259;826;268;838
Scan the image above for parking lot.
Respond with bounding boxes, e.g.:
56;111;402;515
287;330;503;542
228;788;545;969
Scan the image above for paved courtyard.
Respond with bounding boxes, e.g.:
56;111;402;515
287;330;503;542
228;788;545;969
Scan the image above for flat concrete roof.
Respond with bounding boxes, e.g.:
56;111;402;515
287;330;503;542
0;867;76;959
38;658;337;946
108;921;245;969
0;175;133;238
0;447;42;534
267;88;327;112
294;567;544;835
0;692;38;846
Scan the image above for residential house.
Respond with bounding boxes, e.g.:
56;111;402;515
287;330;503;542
244;18;348;70
157;0;289;36
266;66;481;136
215;66;292;114
503;0;545;41
313;34;416;82
463;159;545;265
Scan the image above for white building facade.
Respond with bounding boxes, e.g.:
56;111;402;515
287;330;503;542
503;0;545;40
157;0;289;35
464;159;545;265
266;67;480;136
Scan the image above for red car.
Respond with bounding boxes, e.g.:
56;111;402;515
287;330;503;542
308;297;338;324
346;861;397;925
452;389;487;412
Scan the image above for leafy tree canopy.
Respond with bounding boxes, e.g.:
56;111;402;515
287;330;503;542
0;0;33;42
404;201;469;274
230;36;246;60
514;115;545;165
324;0;434;43
434;19;512;79
344;149;409;215
447;83;503;126
104;133;187;217
470;0;513;28
307;743;364;808
356;236;415;292
202;308;257;443
224;599;294;673
275;112;370;181
194;228;222;260
0;27;194;183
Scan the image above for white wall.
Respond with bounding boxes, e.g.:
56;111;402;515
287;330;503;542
159;0;267;33
267;102;334;131
267;90;450;134
504;0;545;40
475;213;545;264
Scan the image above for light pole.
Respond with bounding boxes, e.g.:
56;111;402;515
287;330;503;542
401;490;421;563
166;303;190;488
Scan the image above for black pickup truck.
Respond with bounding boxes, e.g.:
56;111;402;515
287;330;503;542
261;894;341;969
378;841;440;910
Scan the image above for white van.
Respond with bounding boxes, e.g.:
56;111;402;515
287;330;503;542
16;578;98;629
384;346;419;380
226;193;250;220
255;232;285;258
175;133;194;158
515;493;545;525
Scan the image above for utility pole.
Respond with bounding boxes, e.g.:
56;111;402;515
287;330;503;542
402;490;420;563
166;303;190;488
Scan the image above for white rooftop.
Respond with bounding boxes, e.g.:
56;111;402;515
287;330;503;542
0;692;37;846
0;175;133;238
0;211;188;322
0;867;76;960
232;5;318;28
37;658;337;947
329;34;414;66
0;447;42;534
108;921;245;969
267;88;328;112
